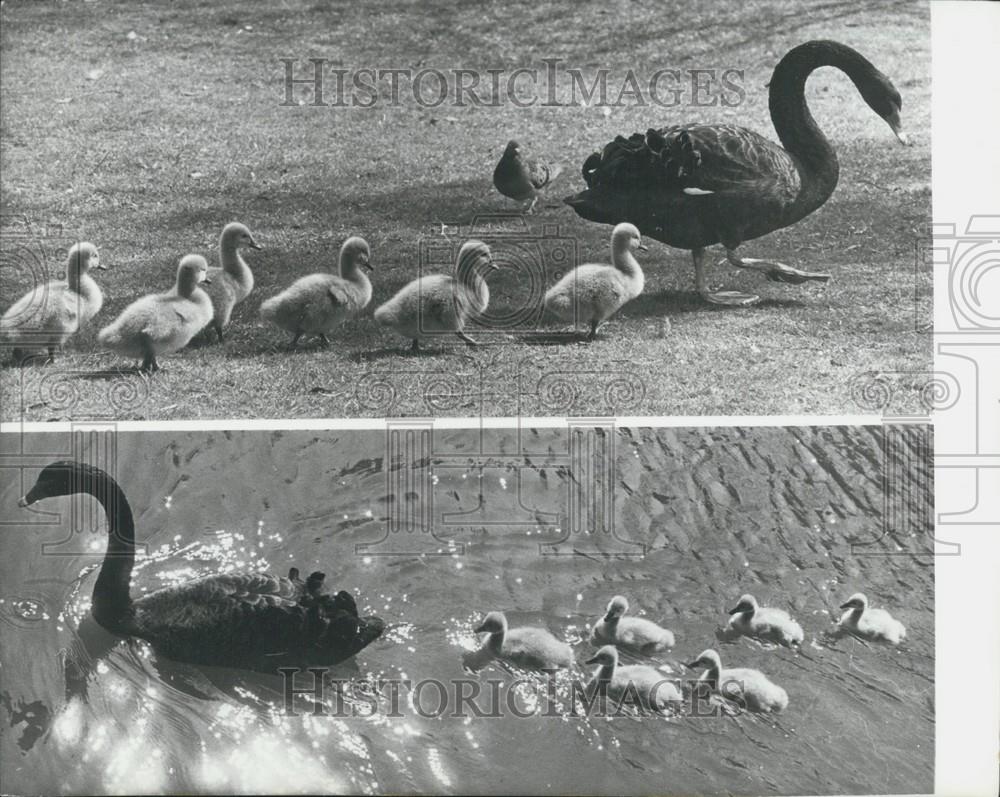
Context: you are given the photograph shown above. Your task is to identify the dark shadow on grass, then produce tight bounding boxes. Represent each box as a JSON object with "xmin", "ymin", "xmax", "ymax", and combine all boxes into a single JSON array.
[{"xmin": 624, "ymin": 290, "xmax": 808, "ymax": 318}]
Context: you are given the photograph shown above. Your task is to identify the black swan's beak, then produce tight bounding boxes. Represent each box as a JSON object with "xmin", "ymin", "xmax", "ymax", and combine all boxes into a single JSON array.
[
  {"xmin": 473, "ymin": 622, "xmax": 487, "ymax": 634},
  {"xmin": 684, "ymin": 661, "xmax": 700, "ymax": 671},
  {"xmin": 18, "ymin": 487, "xmax": 41, "ymax": 507},
  {"xmin": 727, "ymin": 606, "xmax": 742, "ymax": 615},
  {"xmin": 584, "ymin": 655, "xmax": 600, "ymax": 665}
]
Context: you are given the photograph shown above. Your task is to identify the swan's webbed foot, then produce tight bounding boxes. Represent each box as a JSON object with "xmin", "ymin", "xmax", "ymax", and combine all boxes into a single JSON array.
[
  {"xmin": 692, "ymin": 248, "xmax": 760, "ymax": 307},
  {"xmin": 720, "ymin": 252, "xmax": 832, "ymax": 285}
]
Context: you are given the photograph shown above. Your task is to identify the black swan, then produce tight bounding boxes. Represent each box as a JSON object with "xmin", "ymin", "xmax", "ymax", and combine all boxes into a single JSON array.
[
  {"xmin": 564, "ymin": 40, "xmax": 910, "ymax": 306},
  {"xmin": 493, "ymin": 140, "xmax": 560, "ymax": 212},
  {"xmin": 18, "ymin": 461, "xmax": 384, "ymax": 672}
]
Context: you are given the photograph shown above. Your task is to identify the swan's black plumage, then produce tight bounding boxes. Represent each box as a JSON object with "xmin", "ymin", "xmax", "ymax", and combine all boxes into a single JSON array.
[
  {"xmin": 20, "ymin": 461, "xmax": 384, "ymax": 672},
  {"xmin": 565, "ymin": 40, "xmax": 908, "ymax": 305}
]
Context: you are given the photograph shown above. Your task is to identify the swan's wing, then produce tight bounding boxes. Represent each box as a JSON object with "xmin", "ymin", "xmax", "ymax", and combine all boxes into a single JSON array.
[
  {"xmin": 327, "ymin": 279, "xmax": 354, "ymax": 310},
  {"xmin": 586, "ymin": 125, "xmax": 799, "ymax": 201}
]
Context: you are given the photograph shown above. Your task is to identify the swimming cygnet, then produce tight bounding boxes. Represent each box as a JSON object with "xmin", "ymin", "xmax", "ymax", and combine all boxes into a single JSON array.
[
  {"xmin": 591, "ymin": 595, "xmax": 675, "ymax": 654},
  {"xmin": 837, "ymin": 592, "xmax": 906, "ymax": 645},
  {"xmin": 203, "ymin": 221, "xmax": 262, "ymax": 342},
  {"xmin": 585, "ymin": 645, "xmax": 682, "ymax": 711},
  {"xmin": 97, "ymin": 255, "xmax": 213, "ymax": 373},
  {"xmin": 542, "ymin": 222, "xmax": 646, "ymax": 340},
  {"xmin": 259, "ymin": 236, "xmax": 373, "ymax": 348},
  {"xmin": 472, "ymin": 611, "xmax": 573, "ymax": 671},
  {"xmin": 373, "ymin": 240, "xmax": 498, "ymax": 352},
  {"xmin": 686, "ymin": 648, "xmax": 788, "ymax": 713},
  {"xmin": 1, "ymin": 242, "xmax": 105, "ymax": 362},
  {"xmin": 727, "ymin": 593, "xmax": 804, "ymax": 646}
]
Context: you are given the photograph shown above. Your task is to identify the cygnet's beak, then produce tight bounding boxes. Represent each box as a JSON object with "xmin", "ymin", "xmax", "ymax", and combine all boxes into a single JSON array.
[
  {"xmin": 202, "ymin": 276, "xmax": 212, "ymax": 285},
  {"xmin": 17, "ymin": 495, "xmax": 30, "ymax": 508},
  {"xmin": 94, "ymin": 263, "xmax": 108, "ymax": 271},
  {"xmin": 636, "ymin": 243, "xmax": 649, "ymax": 252},
  {"xmin": 488, "ymin": 258, "xmax": 500, "ymax": 271},
  {"xmin": 249, "ymin": 239, "xmax": 263, "ymax": 250},
  {"xmin": 362, "ymin": 260, "xmax": 374, "ymax": 272}
]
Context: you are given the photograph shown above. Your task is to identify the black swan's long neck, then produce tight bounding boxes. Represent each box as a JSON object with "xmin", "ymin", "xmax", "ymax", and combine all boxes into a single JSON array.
[
  {"xmin": 87, "ymin": 473, "xmax": 136, "ymax": 628},
  {"xmin": 769, "ymin": 41, "xmax": 876, "ymax": 218}
]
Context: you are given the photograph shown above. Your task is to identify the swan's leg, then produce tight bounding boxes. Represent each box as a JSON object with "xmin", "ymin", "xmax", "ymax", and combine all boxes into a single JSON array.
[
  {"xmin": 318, "ymin": 334, "xmax": 330, "ymax": 346},
  {"xmin": 456, "ymin": 331, "xmax": 478, "ymax": 347},
  {"xmin": 525, "ymin": 195, "xmax": 538, "ymax": 214},
  {"xmin": 720, "ymin": 250, "xmax": 832, "ymax": 285},
  {"xmin": 586, "ymin": 319, "xmax": 599, "ymax": 341},
  {"xmin": 692, "ymin": 248, "xmax": 760, "ymax": 306},
  {"xmin": 213, "ymin": 321, "xmax": 224, "ymax": 343},
  {"xmin": 290, "ymin": 331, "xmax": 301, "ymax": 349},
  {"xmin": 46, "ymin": 347, "xmax": 57, "ymax": 363}
]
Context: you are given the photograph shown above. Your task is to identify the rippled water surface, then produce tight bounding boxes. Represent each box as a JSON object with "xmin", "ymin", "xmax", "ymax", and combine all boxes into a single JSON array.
[{"xmin": 0, "ymin": 426, "xmax": 933, "ymax": 795}]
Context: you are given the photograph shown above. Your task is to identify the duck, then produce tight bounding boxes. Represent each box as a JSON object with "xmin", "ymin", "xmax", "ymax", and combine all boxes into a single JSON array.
[
  {"xmin": 543, "ymin": 223, "xmax": 646, "ymax": 340},
  {"xmin": 17, "ymin": 461, "xmax": 384, "ymax": 671},
  {"xmin": 202, "ymin": 222, "xmax": 262, "ymax": 343},
  {"xmin": 585, "ymin": 645, "xmax": 682, "ymax": 711},
  {"xmin": 726, "ymin": 593, "xmax": 804, "ymax": 646},
  {"xmin": 591, "ymin": 595, "xmax": 674, "ymax": 653},
  {"xmin": 97, "ymin": 254, "xmax": 213, "ymax": 373},
  {"xmin": 373, "ymin": 240, "xmax": 498, "ymax": 352},
  {"xmin": 493, "ymin": 140, "xmax": 560, "ymax": 212},
  {"xmin": 837, "ymin": 592, "xmax": 906, "ymax": 644},
  {"xmin": 259, "ymin": 236, "xmax": 372, "ymax": 348},
  {"xmin": 472, "ymin": 611, "xmax": 573, "ymax": 671},
  {"xmin": 686, "ymin": 648, "xmax": 788, "ymax": 713},
  {"xmin": 1, "ymin": 242, "xmax": 105, "ymax": 363},
  {"xmin": 564, "ymin": 40, "xmax": 910, "ymax": 306}
]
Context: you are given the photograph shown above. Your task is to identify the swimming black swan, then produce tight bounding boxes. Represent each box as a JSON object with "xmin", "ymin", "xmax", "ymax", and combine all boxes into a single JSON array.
[
  {"xmin": 564, "ymin": 40, "xmax": 910, "ymax": 306},
  {"xmin": 18, "ymin": 461, "xmax": 384, "ymax": 672}
]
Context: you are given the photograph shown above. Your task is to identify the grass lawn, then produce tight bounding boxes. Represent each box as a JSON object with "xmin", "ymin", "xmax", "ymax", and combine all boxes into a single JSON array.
[{"xmin": 0, "ymin": 0, "xmax": 931, "ymax": 421}]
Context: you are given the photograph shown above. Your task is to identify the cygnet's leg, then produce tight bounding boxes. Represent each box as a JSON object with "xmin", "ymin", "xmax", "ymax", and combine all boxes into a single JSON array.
[
  {"xmin": 212, "ymin": 321, "xmax": 224, "ymax": 343},
  {"xmin": 692, "ymin": 247, "xmax": 760, "ymax": 306},
  {"xmin": 524, "ymin": 195, "xmax": 538, "ymax": 214},
  {"xmin": 456, "ymin": 331, "xmax": 478, "ymax": 347},
  {"xmin": 138, "ymin": 335, "xmax": 158, "ymax": 374},
  {"xmin": 46, "ymin": 346, "xmax": 57, "ymax": 363},
  {"xmin": 318, "ymin": 334, "xmax": 330, "ymax": 346},
  {"xmin": 290, "ymin": 331, "xmax": 302, "ymax": 349},
  {"xmin": 719, "ymin": 249, "xmax": 832, "ymax": 285},
  {"xmin": 410, "ymin": 339, "xmax": 420, "ymax": 353},
  {"xmin": 586, "ymin": 319, "xmax": 599, "ymax": 341}
]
